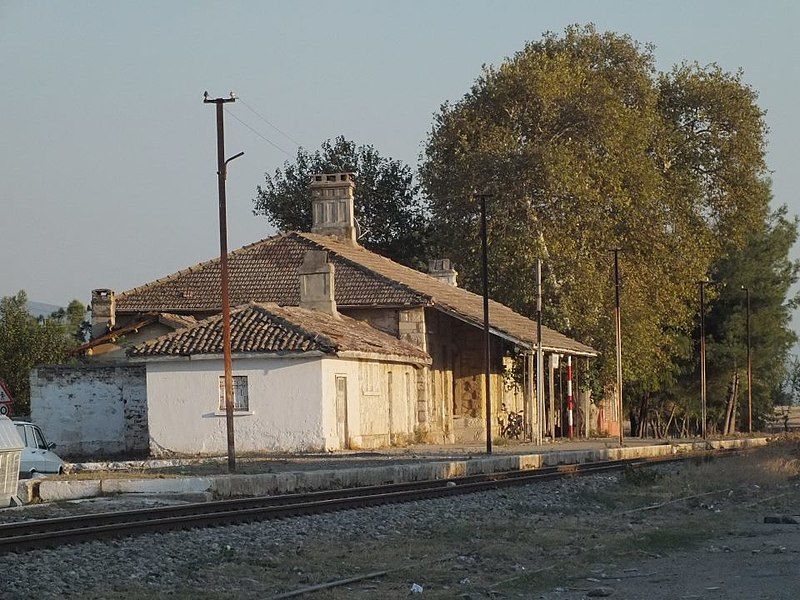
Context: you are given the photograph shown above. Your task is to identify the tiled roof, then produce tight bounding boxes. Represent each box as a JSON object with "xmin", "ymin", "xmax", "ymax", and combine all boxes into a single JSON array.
[
  {"xmin": 116, "ymin": 232, "xmax": 596, "ymax": 356},
  {"xmin": 74, "ymin": 312, "xmax": 198, "ymax": 355},
  {"xmin": 299, "ymin": 233, "xmax": 596, "ymax": 356},
  {"xmin": 115, "ymin": 234, "xmax": 426, "ymax": 313},
  {"xmin": 129, "ymin": 302, "xmax": 430, "ymax": 362}
]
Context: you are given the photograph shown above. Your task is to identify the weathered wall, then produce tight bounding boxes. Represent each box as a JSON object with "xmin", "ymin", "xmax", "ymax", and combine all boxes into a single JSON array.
[
  {"xmin": 145, "ymin": 357, "xmax": 326, "ymax": 455},
  {"xmin": 319, "ymin": 357, "xmax": 419, "ymax": 450},
  {"xmin": 341, "ymin": 307, "xmax": 400, "ymax": 337},
  {"xmin": 30, "ymin": 364, "xmax": 147, "ymax": 457},
  {"xmin": 146, "ymin": 355, "xmax": 420, "ymax": 455},
  {"xmin": 448, "ymin": 316, "xmax": 506, "ymax": 443}
]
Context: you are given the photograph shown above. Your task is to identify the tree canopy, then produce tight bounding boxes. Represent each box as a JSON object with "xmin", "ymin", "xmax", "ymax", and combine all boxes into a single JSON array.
[
  {"xmin": 0, "ymin": 291, "xmax": 86, "ymax": 415},
  {"xmin": 253, "ymin": 136, "xmax": 431, "ymax": 268},
  {"xmin": 420, "ymin": 24, "xmax": 777, "ymax": 420}
]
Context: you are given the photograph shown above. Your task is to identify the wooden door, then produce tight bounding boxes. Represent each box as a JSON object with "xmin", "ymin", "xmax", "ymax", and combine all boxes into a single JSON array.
[{"xmin": 335, "ymin": 375, "xmax": 349, "ymax": 449}]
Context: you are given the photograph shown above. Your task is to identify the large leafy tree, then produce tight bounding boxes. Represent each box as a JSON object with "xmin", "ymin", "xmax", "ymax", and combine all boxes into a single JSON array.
[
  {"xmin": 253, "ymin": 136, "xmax": 431, "ymax": 268},
  {"xmin": 0, "ymin": 291, "xmax": 84, "ymax": 415},
  {"xmin": 420, "ymin": 25, "xmax": 773, "ymax": 412}
]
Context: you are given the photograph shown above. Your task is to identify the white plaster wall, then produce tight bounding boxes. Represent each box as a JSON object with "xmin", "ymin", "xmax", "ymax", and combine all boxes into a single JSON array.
[
  {"xmin": 319, "ymin": 357, "xmax": 361, "ymax": 450},
  {"xmin": 30, "ymin": 365, "xmax": 147, "ymax": 457},
  {"xmin": 317, "ymin": 359, "xmax": 418, "ymax": 449},
  {"xmin": 318, "ymin": 358, "xmax": 419, "ymax": 450},
  {"xmin": 145, "ymin": 357, "xmax": 325, "ymax": 455}
]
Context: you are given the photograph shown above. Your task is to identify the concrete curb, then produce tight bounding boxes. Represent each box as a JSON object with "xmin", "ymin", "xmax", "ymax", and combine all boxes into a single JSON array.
[{"xmin": 13, "ymin": 437, "xmax": 769, "ymax": 505}]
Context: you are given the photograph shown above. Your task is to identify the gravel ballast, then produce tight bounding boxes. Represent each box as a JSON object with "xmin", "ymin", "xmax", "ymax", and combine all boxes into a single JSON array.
[{"xmin": 0, "ymin": 472, "xmax": 619, "ymax": 599}]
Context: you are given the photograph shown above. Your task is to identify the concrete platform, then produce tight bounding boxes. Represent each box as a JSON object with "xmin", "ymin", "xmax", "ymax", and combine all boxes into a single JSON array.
[{"xmin": 13, "ymin": 437, "xmax": 769, "ymax": 505}]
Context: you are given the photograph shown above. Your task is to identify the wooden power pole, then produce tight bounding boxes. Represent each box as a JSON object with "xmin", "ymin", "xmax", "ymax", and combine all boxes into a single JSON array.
[{"xmin": 204, "ymin": 91, "xmax": 243, "ymax": 473}]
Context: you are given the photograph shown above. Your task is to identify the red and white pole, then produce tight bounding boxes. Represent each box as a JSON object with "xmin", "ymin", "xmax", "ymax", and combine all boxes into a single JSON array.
[{"xmin": 567, "ymin": 355, "xmax": 574, "ymax": 439}]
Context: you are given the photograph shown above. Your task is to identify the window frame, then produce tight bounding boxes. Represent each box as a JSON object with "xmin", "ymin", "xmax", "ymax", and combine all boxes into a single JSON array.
[{"xmin": 218, "ymin": 375, "xmax": 249, "ymax": 412}]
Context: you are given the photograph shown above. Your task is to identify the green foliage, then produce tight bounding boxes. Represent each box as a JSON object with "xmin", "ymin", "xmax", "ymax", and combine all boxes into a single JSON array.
[
  {"xmin": 700, "ymin": 208, "xmax": 798, "ymax": 428},
  {"xmin": 253, "ymin": 136, "xmax": 431, "ymax": 268},
  {"xmin": 420, "ymin": 25, "xmax": 774, "ymax": 413},
  {"xmin": 0, "ymin": 291, "xmax": 83, "ymax": 414}
]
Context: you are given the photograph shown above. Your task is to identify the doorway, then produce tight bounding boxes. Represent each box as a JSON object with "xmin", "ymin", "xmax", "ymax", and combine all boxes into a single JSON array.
[{"xmin": 335, "ymin": 375, "xmax": 349, "ymax": 449}]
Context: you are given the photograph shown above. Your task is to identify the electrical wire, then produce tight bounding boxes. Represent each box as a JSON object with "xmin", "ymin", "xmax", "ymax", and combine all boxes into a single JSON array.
[
  {"xmin": 223, "ymin": 107, "xmax": 294, "ymax": 158},
  {"xmin": 238, "ymin": 98, "xmax": 305, "ymax": 148}
]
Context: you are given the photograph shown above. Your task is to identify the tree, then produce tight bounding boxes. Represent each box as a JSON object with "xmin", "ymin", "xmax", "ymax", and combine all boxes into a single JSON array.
[
  {"xmin": 420, "ymin": 25, "xmax": 772, "ymax": 419},
  {"xmin": 0, "ymin": 291, "xmax": 83, "ymax": 415},
  {"xmin": 700, "ymin": 207, "xmax": 799, "ymax": 430},
  {"xmin": 253, "ymin": 136, "xmax": 431, "ymax": 268}
]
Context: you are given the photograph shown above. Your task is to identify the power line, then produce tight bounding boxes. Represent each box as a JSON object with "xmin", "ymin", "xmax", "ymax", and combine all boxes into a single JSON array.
[
  {"xmin": 223, "ymin": 108, "xmax": 294, "ymax": 158},
  {"xmin": 238, "ymin": 98, "xmax": 304, "ymax": 148}
]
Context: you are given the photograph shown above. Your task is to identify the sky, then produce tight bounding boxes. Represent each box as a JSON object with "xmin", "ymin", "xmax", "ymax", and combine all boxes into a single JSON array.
[{"xmin": 1, "ymin": 1, "xmax": 798, "ymax": 309}]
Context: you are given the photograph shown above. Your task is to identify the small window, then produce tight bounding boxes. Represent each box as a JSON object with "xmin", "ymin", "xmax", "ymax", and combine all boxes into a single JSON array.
[
  {"xmin": 218, "ymin": 376, "xmax": 249, "ymax": 411},
  {"xmin": 15, "ymin": 424, "xmax": 29, "ymax": 447},
  {"xmin": 34, "ymin": 427, "xmax": 47, "ymax": 449},
  {"xmin": 24, "ymin": 425, "xmax": 37, "ymax": 449}
]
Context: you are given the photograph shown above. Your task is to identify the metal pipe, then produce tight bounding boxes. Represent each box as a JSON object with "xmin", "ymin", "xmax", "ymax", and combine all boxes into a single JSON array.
[{"xmin": 567, "ymin": 355, "xmax": 574, "ymax": 439}]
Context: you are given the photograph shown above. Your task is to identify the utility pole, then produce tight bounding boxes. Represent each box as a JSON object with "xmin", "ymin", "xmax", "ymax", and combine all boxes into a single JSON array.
[
  {"xmin": 743, "ymin": 286, "xmax": 753, "ymax": 434},
  {"xmin": 476, "ymin": 192, "xmax": 493, "ymax": 454},
  {"xmin": 204, "ymin": 91, "xmax": 243, "ymax": 473},
  {"xmin": 698, "ymin": 280, "xmax": 708, "ymax": 440},
  {"xmin": 536, "ymin": 258, "xmax": 544, "ymax": 445},
  {"xmin": 613, "ymin": 248, "xmax": 624, "ymax": 447}
]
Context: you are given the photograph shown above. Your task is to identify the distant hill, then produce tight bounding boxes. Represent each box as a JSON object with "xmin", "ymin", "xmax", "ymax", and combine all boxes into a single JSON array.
[{"xmin": 26, "ymin": 301, "xmax": 62, "ymax": 317}]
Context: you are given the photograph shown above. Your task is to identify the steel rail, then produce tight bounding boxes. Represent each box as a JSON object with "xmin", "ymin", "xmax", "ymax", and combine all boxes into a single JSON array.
[{"xmin": 0, "ymin": 449, "xmax": 737, "ymax": 554}]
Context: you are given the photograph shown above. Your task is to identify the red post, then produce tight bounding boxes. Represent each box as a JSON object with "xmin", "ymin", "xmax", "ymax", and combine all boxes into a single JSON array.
[{"xmin": 567, "ymin": 355, "xmax": 574, "ymax": 439}]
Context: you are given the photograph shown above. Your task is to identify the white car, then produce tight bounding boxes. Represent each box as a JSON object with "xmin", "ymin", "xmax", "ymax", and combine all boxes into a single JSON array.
[{"xmin": 13, "ymin": 421, "xmax": 65, "ymax": 476}]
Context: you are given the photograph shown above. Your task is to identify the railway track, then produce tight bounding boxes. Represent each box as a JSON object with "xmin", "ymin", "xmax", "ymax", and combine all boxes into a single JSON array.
[{"xmin": 0, "ymin": 449, "xmax": 735, "ymax": 554}]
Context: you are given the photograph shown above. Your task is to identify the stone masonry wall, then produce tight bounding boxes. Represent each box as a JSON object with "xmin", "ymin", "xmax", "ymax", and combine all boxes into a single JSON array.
[
  {"xmin": 30, "ymin": 364, "xmax": 147, "ymax": 458},
  {"xmin": 398, "ymin": 308, "xmax": 429, "ymax": 432}
]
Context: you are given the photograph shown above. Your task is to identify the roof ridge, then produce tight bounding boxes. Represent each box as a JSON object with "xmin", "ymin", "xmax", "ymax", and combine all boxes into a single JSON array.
[
  {"xmin": 293, "ymin": 233, "xmax": 431, "ymax": 306},
  {"xmin": 248, "ymin": 302, "xmax": 339, "ymax": 353},
  {"xmin": 117, "ymin": 233, "xmax": 290, "ymax": 300}
]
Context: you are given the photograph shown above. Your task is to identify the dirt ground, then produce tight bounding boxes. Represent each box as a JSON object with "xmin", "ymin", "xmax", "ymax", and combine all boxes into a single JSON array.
[{"xmin": 271, "ymin": 438, "xmax": 800, "ymax": 599}]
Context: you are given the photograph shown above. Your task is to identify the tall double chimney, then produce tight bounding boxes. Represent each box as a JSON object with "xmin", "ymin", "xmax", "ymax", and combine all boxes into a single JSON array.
[{"xmin": 310, "ymin": 172, "xmax": 357, "ymax": 244}]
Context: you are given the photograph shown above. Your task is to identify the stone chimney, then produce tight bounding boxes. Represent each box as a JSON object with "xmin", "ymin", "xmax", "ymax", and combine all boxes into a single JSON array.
[
  {"xmin": 298, "ymin": 250, "xmax": 339, "ymax": 318},
  {"xmin": 91, "ymin": 289, "xmax": 116, "ymax": 338},
  {"xmin": 309, "ymin": 172, "xmax": 357, "ymax": 244},
  {"xmin": 428, "ymin": 259, "xmax": 458, "ymax": 287}
]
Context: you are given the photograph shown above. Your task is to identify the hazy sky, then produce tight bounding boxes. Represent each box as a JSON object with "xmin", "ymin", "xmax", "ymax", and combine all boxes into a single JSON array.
[{"xmin": 1, "ymin": 1, "xmax": 798, "ymax": 307}]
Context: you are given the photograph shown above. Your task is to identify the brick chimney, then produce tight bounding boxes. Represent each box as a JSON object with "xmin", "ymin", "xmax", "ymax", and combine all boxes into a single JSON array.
[
  {"xmin": 428, "ymin": 259, "xmax": 458, "ymax": 287},
  {"xmin": 298, "ymin": 250, "xmax": 339, "ymax": 318},
  {"xmin": 309, "ymin": 172, "xmax": 357, "ymax": 244},
  {"xmin": 91, "ymin": 289, "xmax": 116, "ymax": 338}
]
